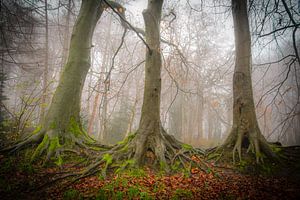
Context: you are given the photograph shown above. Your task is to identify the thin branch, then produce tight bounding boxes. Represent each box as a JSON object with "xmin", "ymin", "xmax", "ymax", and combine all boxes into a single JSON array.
[
  {"xmin": 103, "ymin": 0, "xmax": 152, "ymax": 54},
  {"xmin": 104, "ymin": 29, "xmax": 127, "ymax": 88}
]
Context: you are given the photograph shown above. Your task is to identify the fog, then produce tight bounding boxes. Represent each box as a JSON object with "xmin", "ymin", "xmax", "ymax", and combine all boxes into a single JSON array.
[{"xmin": 1, "ymin": 0, "xmax": 299, "ymax": 147}]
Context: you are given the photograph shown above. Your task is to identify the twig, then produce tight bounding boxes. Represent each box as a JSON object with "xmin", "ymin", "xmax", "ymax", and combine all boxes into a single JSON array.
[{"xmin": 103, "ymin": 0, "xmax": 152, "ymax": 54}]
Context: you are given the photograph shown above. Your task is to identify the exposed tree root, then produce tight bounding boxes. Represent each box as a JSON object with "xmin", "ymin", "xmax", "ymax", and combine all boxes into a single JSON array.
[
  {"xmin": 210, "ymin": 126, "xmax": 279, "ymax": 165},
  {"xmin": 61, "ymin": 129, "xmax": 211, "ymax": 185},
  {"xmin": 1, "ymin": 126, "xmax": 110, "ymax": 165}
]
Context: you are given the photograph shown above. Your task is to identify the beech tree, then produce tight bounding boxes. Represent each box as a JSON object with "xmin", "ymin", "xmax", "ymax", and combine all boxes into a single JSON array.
[
  {"xmin": 3, "ymin": 0, "xmax": 108, "ymax": 163},
  {"xmin": 220, "ymin": 0, "xmax": 277, "ymax": 163}
]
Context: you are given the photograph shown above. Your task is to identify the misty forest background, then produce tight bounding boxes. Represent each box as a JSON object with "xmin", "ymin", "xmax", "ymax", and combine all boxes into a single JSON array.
[{"xmin": 1, "ymin": 0, "xmax": 299, "ymax": 148}]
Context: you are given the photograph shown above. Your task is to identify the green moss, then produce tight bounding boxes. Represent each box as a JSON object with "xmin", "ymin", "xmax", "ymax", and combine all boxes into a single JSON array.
[
  {"xmin": 207, "ymin": 152, "xmax": 221, "ymax": 160},
  {"xmin": 120, "ymin": 144, "xmax": 129, "ymax": 152},
  {"xmin": 270, "ymin": 145, "xmax": 282, "ymax": 154},
  {"xmin": 181, "ymin": 143, "xmax": 193, "ymax": 150},
  {"xmin": 171, "ymin": 161, "xmax": 180, "ymax": 171},
  {"xmin": 63, "ymin": 189, "xmax": 82, "ymax": 200},
  {"xmin": 115, "ymin": 191, "xmax": 124, "ymax": 200},
  {"xmin": 88, "ymin": 146, "xmax": 106, "ymax": 151},
  {"xmin": 117, "ymin": 133, "xmax": 136, "ymax": 145},
  {"xmin": 115, "ymin": 159, "xmax": 135, "ymax": 173},
  {"xmin": 236, "ymin": 160, "xmax": 248, "ymax": 171},
  {"xmin": 159, "ymin": 161, "xmax": 167, "ymax": 171},
  {"xmin": 49, "ymin": 121, "xmax": 57, "ymax": 129},
  {"xmin": 101, "ymin": 153, "xmax": 113, "ymax": 176},
  {"xmin": 117, "ymin": 134, "xmax": 137, "ymax": 153},
  {"xmin": 128, "ymin": 186, "xmax": 140, "ymax": 199},
  {"xmin": 96, "ymin": 188, "xmax": 109, "ymax": 200},
  {"xmin": 68, "ymin": 117, "xmax": 82, "ymax": 137},
  {"xmin": 153, "ymin": 181, "xmax": 166, "ymax": 193},
  {"xmin": 140, "ymin": 191, "xmax": 153, "ymax": 200},
  {"xmin": 49, "ymin": 136, "xmax": 61, "ymax": 152},
  {"xmin": 172, "ymin": 189, "xmax": 193, "ymax": 199},
  {"xmin": 102, "ymin": 153, "xmax": 113, "ymax": 165},
  {"xmin": 67, "ymin": 117, "xmax": 94, "ymax": 143},
  {"xmin": 31, "ymin": 134, "xmax": 49, "ymax": 162},
  {"xmin": 31, "ymin": 125, "xmax": 42, "ymax": 135},
  {"xmin": 55, "ymin": 155, "xmax": 63, "ymax": 167},
  {"xmin": 124, "ymin": 168, "xmax": 145, "ymax": 178}
]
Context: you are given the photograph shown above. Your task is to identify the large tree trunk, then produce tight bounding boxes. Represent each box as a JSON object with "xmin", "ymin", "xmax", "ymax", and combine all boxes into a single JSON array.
[
  {"xmin": 222, "ymin": 0, "xmax": 275, "ymax": 163},
  {"xmin": 41, "ymin": 0, "xmax": 103, "ymax": 135},
  {"xmin": 61, "ymin": 0, "xmax": 72, "ymax": 69},
  {"xmin": 6, "ymin": 0, "xmax": 105, "ymax": 164},
  {"xmin": 130, "ymin": 0, "xmax": 165, "ymax": 166},
  {"xmin": 97, "ymin": 0, "xmax": 188, "ymax": 170}
]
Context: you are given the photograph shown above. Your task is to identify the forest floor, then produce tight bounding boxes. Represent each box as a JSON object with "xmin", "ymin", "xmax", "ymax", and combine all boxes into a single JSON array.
[{"xmin": 1, "ymin": 147, "xmax": 300, "ymax": 200}]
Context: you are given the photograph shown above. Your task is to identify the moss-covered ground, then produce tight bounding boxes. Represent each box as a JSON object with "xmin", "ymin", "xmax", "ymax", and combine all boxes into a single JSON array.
[{"xmin": 1, "ymin": 145, "xmax": 300, "ymax": 200}]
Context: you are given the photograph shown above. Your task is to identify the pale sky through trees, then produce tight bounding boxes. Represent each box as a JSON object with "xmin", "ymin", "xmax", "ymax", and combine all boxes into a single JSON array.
[{"xmin": 1, "ymin": 0, "xmax": 299, "ymax": 148}]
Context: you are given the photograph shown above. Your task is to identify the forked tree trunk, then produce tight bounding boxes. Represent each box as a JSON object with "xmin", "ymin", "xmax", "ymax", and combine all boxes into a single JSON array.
[{"xmin": 223, "ymin": 0, "xmax": 275, "ymax": 163}]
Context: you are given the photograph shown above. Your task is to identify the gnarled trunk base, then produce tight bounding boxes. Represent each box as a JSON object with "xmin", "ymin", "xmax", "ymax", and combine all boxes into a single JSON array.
[
  {"xmin": 221, "ymin": 126, "xmax": 278, "ymax": 164},
  {"xmin": 73, "ymin": 129, "xmax": 207, "ymax": 180},
  {"xmin": 2, "ymin": 119, "xmax": 109, "ymax": 165}
]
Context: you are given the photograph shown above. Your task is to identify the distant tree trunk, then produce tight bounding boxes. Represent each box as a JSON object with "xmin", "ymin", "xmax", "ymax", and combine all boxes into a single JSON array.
[
  {"xmin": 87, "ymin": 82, "xmax": 101, "ymax": 135},
  {"xmin": 207, "ymin": 110, "xmax": 213, "ymax": 140},
  {"xmin": 197, "ymin": 83, "xmax": 203, "ymax": 139},
  {"xmin": 99, "ymin": 79, "xmax": 109, "ymax": 141},
  {"xmin": 169, "ymin": 82, "xmax": 183, "ymax": 140},
  {"xmin": 88, "ymin": 17, "xmax": 112, "ymax": 135},
  {"xmin": 126, "ymin": 98, "xmax": 137, "ymax": 136},
  {"xmin": 222, "ymin": 0, "xmax": 276, "ymax": 163},
  {"xmin": 39, "ymin": 0, "xmax": 49, "ymax": 122},
  {"xmin": 126, "ymin": 74, "xmax": 140, "ymax": 137},
  {"xmin": 187, "ymin": 100, "xmax": 194, "ymax": 144},
  {"xmin": 6, "ymin": 0, "xmax": 105, "ymax": 163}
]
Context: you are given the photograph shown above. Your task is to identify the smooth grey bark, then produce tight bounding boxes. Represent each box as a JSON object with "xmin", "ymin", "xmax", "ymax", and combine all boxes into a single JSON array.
[
  {"xmin": 60, "ymin": 0, "xmax": 72, "ymax": 69},
  {"xmin": 43, "ymin": 0, "xmax": 103, "ymax": 133},
  {"xmin": 131, "ymin": 0, "xmax": 165, "ymax": 165},
  {"xmin": 222, "ymin": 0, "xmax": 275, "ymax": 163}
]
